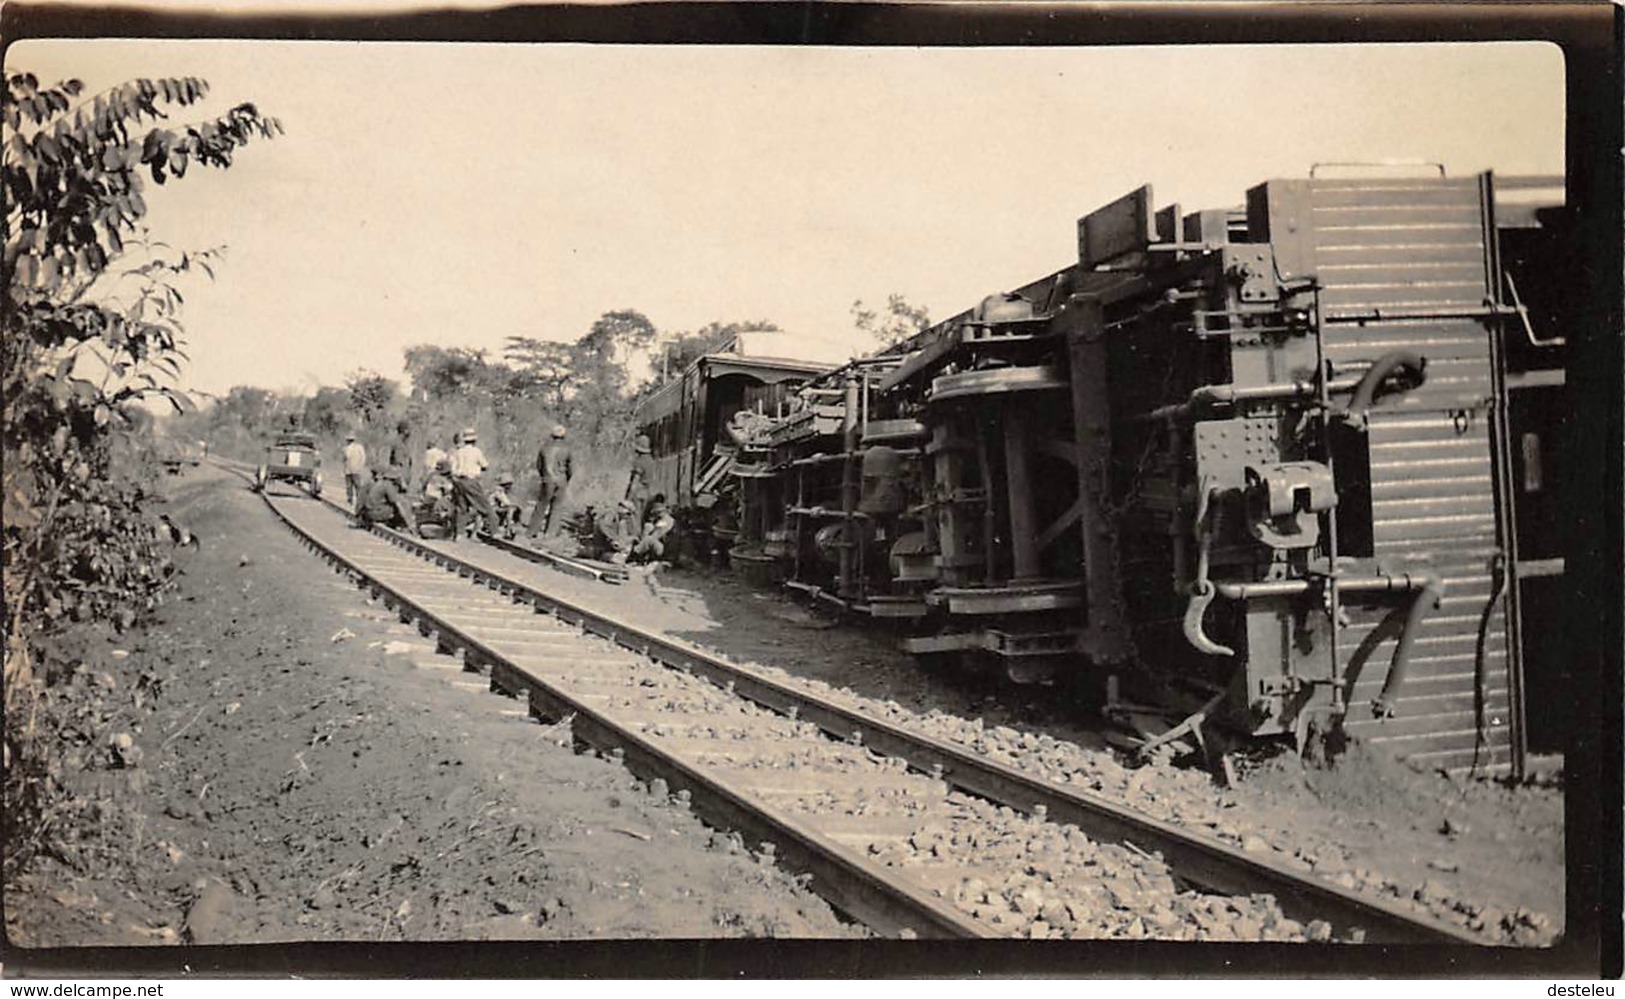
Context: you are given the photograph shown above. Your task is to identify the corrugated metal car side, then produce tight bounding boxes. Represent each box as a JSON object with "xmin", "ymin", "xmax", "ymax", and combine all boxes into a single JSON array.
[{"xmin": 1310, "ymin": 178, "xmax": 1514, "ymax": 773}]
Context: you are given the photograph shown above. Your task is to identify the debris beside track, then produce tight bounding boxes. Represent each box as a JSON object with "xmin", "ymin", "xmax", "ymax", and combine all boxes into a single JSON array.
[
  {"xmin": 737, "ymin": 663, "xmax": 1562, "ymax": 946},
  {"xmin": 821, "ymin": 790, "xmax": 1304, "ymax": 941},
  {"xmin": 485, "ymin": 613, "xmax": 1303, "ymax": 941},
  {"xmin": 393, "ymin": 535, "xmax": 1563, "ymax": 946}
]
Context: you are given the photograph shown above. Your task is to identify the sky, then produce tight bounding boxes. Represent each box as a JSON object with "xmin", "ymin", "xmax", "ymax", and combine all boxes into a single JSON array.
[{"xmin": 7, "ymin": 37, "xmax": 1565, "ymax": 398}]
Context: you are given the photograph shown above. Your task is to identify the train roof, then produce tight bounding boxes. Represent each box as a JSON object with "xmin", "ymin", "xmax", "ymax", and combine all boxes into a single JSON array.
[{"xmin": 636, "ymin": 333, "xmax": 839, "ymax": 426}]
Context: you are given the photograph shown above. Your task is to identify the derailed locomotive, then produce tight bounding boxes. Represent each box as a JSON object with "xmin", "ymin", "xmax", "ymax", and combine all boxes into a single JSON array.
[{"xmin": 639, "ymin": 172, "xmax": 1567, "ymax": 777}]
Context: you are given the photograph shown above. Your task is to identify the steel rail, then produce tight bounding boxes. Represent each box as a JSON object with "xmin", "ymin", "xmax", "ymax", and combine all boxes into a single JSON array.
[
  {"xmin": 210, "ymin": 458, "xmax": 1479, "ymax": 944},
  {"xmin": 521, "ymin": 680, "xmax": 988, "ymax": 938},
  {"xmin": 227, "ymin": 469, "xmax": 991, "ymax": 939},
  {"xmin": 342, "ymin": 506, "xmax": 1475, "ymax": 943},
  {"xmin": 477, "ymin": 531, "xmax": 628, "ymax": 585},
  {"xmin": 215, "ymin": 455, "xmax": 627, "ymax": 584}
]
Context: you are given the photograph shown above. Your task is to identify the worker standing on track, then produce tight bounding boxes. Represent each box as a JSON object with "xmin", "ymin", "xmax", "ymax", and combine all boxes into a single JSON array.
[
  {"xmin": 626, "ymin": 433, "xmax": 655, "ymax": 527},
  {"xmin": 423, "ymin": 435, "xmax": 451, "ymax": 506},
  {"xmin": 386, "ymin": 419, "xmax": 412, "ymax": 469},
  {"xmin": 342, "ymin": 433, "xmax": 367, "ymax": 508},
  {"xmin": 448, "ymin": 427, "xmax": 497, "ymax": 540},
  {"xmin": 526, "ymin": 424, "xmax": 574, "ymax": 542},
  {"xmin": 419, "ymin": 456, "xmax": 454, "ymax": 534},
  {"xmin": 422, "ymin": 437, "xmax": 447, "ymax": 493}
]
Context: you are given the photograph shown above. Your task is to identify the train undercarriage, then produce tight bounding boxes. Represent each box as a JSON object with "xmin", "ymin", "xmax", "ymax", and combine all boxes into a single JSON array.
[{"xmin": 646, "ymin": 171, "xmax": 1568, "ymax": 778}]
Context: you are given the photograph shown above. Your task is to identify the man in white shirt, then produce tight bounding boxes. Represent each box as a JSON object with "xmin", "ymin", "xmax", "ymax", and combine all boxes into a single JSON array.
[
  {"xmin": 341, "ymin": 433, "xmax": 367, "ymax": 507},
  {"xmin": 448, "ymin": 427, "xmax": 497, "ymax": 539}
]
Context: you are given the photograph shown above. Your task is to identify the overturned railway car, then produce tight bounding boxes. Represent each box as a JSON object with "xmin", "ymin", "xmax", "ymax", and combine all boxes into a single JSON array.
[
  {"xmin": 644, "ymin": 172, "xmax": 1568, "ymax": 777},
  {"xmin": 637, "ymin": 332, "xmax": 835, "ymax": 514}
]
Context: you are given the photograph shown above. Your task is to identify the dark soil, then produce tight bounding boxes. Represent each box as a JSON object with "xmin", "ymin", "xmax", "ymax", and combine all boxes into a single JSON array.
[{"xmin": 4, "ymin": 466, "xmax": 855, "ymax": 951}]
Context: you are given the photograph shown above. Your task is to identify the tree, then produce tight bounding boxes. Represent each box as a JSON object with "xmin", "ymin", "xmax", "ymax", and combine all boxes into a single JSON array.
[
  {"xmin": 4, "ymin": 70, "xmax": 281, "ymax": 642},
  {"xmin": 576, "ymin": 309, "xmax": 657, "ymax": 376},
  {"xmin": 168, "ymin": 383, "xmax": 289, "ymax": 458},
  {"xmin": 502, "ymin": 336, "xmax": 573, "ymax": 409},
  {"xmin": 345, "ymin": 370, "xmax": 397, "ymax": 425},
  {"xmin": 568, "ymin": 310, "xmax": 659, "ymax": 445},
  {"xmin": 219, "ymin": 385, "xmax": 275, "ymax": 423},
  {"xmin": 403, "ymin": 344, "xmax": 492, "ymax": 401},
  {"xmin": 3, "ymin": 69, "xmax": 279, "ymax": 876},
  {"xmin": 651, "ymin": 319, "xmax": 781, "ymax": 386},
  {"xmin": 302, "ymin": 386, "xmax": 350, "ymax": 438},
  {"xmin": 851, "ymin": 293, "xmax": 931, "ymax": 350}
]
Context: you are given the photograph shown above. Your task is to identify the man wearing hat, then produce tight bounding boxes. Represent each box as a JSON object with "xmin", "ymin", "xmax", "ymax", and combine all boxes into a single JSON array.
[
  {"xmin": 630, "ymin": 493, "xmax": 677, "ymax": 565},
  {"xmin": 421, "ymin": 436, "xmax": 447, "ymax": 490},
  {"xmin": 526, "ymin": 424, "xmax": 575, "ymax": 541},
  {"xmin": 447, "ymin": 427, "xmax": 497, "ymax": 540},
  {"xmin": 354, "ymin": 462, "xmax": 419, "ymax": 535},
  {"xmin": 625, "ymin": 432, "xmax": 656, "ymax": 528},
  {"xmin": 489, "ymin": 473, "xmax": 523, "ymax": 539},
  {"xmin": 341, "ymin": 432, "xmax": 368, "ymax": 508},
  {"xmin": 589, "ymin": 498, "xmax": 640, "ymax": 564}
]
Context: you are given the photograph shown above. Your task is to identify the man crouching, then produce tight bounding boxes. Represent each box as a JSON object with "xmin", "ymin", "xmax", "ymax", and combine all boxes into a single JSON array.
[
  {"xmin": 629, "ymin": 493, "xmax": 677, "ymax": 565},
  {"xmin": 354, "ymin": 464, "xmax": 419, "ymax": 536},
  {"xmin": 490, "ymin": 474, "xmax": 524, "ymax": 539}
]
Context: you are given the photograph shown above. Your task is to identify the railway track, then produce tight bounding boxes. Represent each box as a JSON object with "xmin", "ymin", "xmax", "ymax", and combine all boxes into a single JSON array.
[
  {"xmin": 213, "ymin": 459, "xmax": 1480, "ymax": 944},
  {"xmin": 479, "ymin": 531, "xmax": 630, "ymax": 585}
]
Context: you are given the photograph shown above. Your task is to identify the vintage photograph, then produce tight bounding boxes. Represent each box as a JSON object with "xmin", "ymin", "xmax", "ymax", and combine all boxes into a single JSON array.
[{"xmin": 2, "ymin": 5, "xmax": 1613, "ymax": 979}]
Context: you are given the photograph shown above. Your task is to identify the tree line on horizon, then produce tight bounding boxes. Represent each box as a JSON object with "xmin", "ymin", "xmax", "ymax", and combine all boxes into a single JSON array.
[
  {"xmin": 176, "ymin": 296, "xmax": 934, "ymax": 501},
  {"xmin": 179, "ymin": 313, "xmax": 782, "ymax": 499}
]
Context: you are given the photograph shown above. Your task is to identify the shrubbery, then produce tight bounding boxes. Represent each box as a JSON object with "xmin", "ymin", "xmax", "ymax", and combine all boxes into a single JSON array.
[
  {"xmin": 177, "ymin": 317, "xmax": 781, "ymax": 524},
  {"xmin": 2, "ymin": 70, "xmax": 279, "ymax": 876}
]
